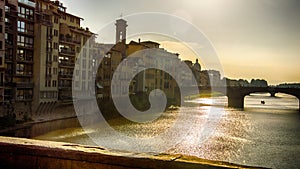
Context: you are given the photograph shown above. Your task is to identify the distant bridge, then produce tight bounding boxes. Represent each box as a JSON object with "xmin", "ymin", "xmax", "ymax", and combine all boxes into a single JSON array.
[
  {"xmin": 223, "ymin": 87, "xmax": 300, "ymax": 111},
  {"xmin": 184, "ymin": 86, "xmax": 300, "ymax": 111}
]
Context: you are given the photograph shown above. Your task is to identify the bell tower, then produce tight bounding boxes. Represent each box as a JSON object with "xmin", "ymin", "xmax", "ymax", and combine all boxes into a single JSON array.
[{"xmin": 115, "ymin": 18, "xmax": 128, "ymax": 44}]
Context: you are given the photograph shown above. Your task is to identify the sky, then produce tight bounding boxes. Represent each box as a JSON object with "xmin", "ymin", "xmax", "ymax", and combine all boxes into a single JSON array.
[{"xmin": 60, "ymin": 0, "xmax": 300, "ymax": 85}]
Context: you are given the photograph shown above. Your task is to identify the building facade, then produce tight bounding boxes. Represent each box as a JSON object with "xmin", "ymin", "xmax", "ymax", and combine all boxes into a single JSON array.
[
  {"xmin": 34, "ymin": 0, "xmax": 95, "ymax": 114},
  {"xmin": 96, "ymin": 19, "xmax": 181, "ymax": 101},
  {"xmin": 0, "ymin": 0, "xmax": 95, "ymax": 119}
]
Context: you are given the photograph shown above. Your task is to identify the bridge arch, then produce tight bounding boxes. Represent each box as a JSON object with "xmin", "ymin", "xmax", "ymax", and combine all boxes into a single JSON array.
[{"xmin": 244, "ymin": 92, "xmax": 299, "ymax": 110}]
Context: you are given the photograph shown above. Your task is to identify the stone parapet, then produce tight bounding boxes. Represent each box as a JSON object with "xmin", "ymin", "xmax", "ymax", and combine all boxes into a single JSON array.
[{"xmin": 0, "ymin": 136, "xmax": 267, "ymax": 169}]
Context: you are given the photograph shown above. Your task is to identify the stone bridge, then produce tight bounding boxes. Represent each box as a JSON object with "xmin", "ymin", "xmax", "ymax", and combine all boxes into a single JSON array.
[
  {"xmin": 222, "ymin": 87, "xmax": 300, "ymax": 111},
  {"xmin": 184, "ymin": 86, "xmax": 300, "ymax": 111}
]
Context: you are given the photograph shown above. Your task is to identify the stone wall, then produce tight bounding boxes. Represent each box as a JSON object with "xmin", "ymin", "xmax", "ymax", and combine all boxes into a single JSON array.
[{"xmin": 0, "ymin": 136, "xmax": 266, "ymax": 169}]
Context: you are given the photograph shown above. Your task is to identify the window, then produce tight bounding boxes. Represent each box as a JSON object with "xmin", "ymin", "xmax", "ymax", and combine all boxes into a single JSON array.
[
  {"xmin": 16, "ymin": 63, "xmax": 32, "ymax": 75},
  {"xmin": 4, "ymin": 18, "xmax": 9, "ymax": 24},
  {"xmin": 16, "ymin": 64, "xmax": 24, "ymax": 75},
  {"xmin": 82, "ymin": 60, "xmax": 86, "ymax": 68},
  {"xmin": 75, "ymin": 81, "xmax": 79, "ymax": 88},
  {"xmin": 17, "ymin": 89, "xmax": 32, "ymax": 100},
  {"xmin": 54, "ymin": 29, "xmax": 58, "ymax": 37},
  {"xmin": 16, "ymin": 49, "xmax": 33, "ymax": 62},
  {"xmin": 46, "ymin": 53, "xmax": 51, "ymax": 62},
  {"xmin": 5, "ymin": 6, "xmax": 10, "ymax": 13},
  {"xmin": 17, "ymin": 49, "xmax": 24, "ymax": 61},
  {"xmin": 164, "ymin": 82, "xmax": 169, "ymax": 89},
  {"xmin": 47, "ymin": 41, "xmax": 52, "ymax": 51},
  {"xmin": 17, "ymin": 35, "xmax": 33, "ymax": 47},
  {"xmin": 0, "ymin": 25, "xmax": 2, "ymax": 33},
  {"xmin": 18, "ymin": 21, "xmax": 34, "ymax": 33},
  {"xmin": 70, "ymin": 17, "xmax": 74, "ymax": 22},
  {"xmin": 45, "ymin": 80, "xmax": 51, "ymax": 87},
  {"xmin": 17, "ymin": 90, "xmax": 24, "ymax": 100},
  {"xmin": 53, "ymin": 55, "xmax": 58, "ymax": 62},
  {"xmin": 54, "ymin": 42, "xmax": 58, "ymax": 50},
  {"xmin": 17, "ymin": 21, "xmax": 25, "ymax": 32},
  {"xmin": 0, "ymin": 73, "xmax": 3, "ymax": 86},
  {"xmin": 0, "ymin": 56, "xmax": 3, "ymax": 66},
  {"xmin": 54, "ymin": 16, "xmax": 59, "ymax": 24},
  {"xmin": 53, "ymin": 68, "xmax": 57, "ymax": 75},
  {"xmin": 5, "ymin": 48, "xmax": 13, "ymax": 60},
  {"xmin": 18, "ymin": 6, "xmax": 34, "ymax": 20},
  {"xmin": 52, "ymin": 80, "xmax": 57, "ymax": 87},
  {"xmin": 17, "ymin": 21, "xmax": 34, "ymax": 34},
  {"xmin": 5, "ymin": 33, "xmax": 13, "ymax": 45},
  {"xmin": 82, "ymin": 71, "xmax": 86, "ymax": 80}
]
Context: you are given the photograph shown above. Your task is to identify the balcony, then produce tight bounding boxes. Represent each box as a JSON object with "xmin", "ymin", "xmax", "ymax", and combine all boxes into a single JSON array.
[
  {"xmin": 15, "ymin": 82, "xmax": 34, "ymax": 88},
  {"xmin": 16, "ymin": 95, "xmax": 33, "ymax": 102},
  {"xmin": 59, "ymin": 48, "xmax": 75, "ymax": 56},
  {"xmin": 42, "ymin": 19, "xmax": 53, "ymax": 27},
  {"xmin": 5, "ymin": 10, "xmax": 17, "ymax": 18},
  {"xmin": 16, "ymin": 57, "xmax": 34, "ymax": 64},
  {"xmin": 60, "ymin": 37, "xmax": 81, "ymax": 45},
  {"xmin": 15, "ymin": 73, "xmax": 33, "ymax": 77},
  {"xmin": 59, "ymin": 73, "xmax": 73, "ymax": 79},
  {"xmin": 5, "ymin": 22, "xmax": 16, "ymax": 33},
  {"xmin": 59, "ymin": 60, "xmax": 75, "ymax": 68},
  {"xmin": 58, "ymin": 86, "xmax": 72, "ymax": 91}
]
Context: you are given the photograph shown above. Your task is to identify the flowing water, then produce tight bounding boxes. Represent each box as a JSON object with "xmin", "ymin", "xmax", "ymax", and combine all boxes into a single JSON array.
[{"xmin": 21, "ymin": 93, "xmax": 300, "ymax": 168}]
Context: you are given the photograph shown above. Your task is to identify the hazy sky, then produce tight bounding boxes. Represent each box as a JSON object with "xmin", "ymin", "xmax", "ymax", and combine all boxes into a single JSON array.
[{"xmin": 60, "ymin": 0, "xmax": 300, "ymax": 84}]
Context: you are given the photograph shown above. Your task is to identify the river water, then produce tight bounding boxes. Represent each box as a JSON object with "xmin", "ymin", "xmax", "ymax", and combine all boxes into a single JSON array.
[{"xmin": 29, "ymin": 93, "xmax": 300, "ymax": 168}]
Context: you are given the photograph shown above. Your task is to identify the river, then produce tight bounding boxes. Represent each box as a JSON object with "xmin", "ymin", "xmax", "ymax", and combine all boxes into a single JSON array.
[{"xmin": 7, "ymin": 93, "xmax": 300, "ymax": 169}]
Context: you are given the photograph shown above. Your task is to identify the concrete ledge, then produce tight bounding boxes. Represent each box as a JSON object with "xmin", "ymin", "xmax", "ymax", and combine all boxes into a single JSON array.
[{"xmin": 0, "ymin": 136, "xmax": 267, "ymax": 169}]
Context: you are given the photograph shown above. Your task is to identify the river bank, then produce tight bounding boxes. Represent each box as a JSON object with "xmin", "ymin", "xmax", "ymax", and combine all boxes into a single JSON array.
[{"xmin": 0, "ymin": 102, "xmax": 78, "ymax": 135}]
